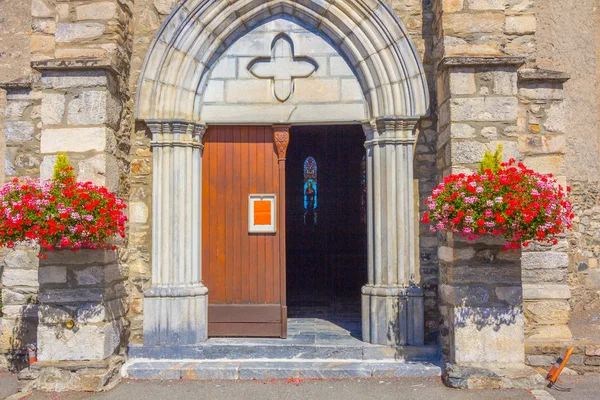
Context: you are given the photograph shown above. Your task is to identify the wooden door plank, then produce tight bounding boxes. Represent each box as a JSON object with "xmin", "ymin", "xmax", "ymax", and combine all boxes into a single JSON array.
[
  {"xmin": 224, "ymin": 125, "xmax": 234, "ymax": 303},
  {"xmin": 216, "ymin": 126, "xmax": 227, "ymax": 302},
  {"xmin": 256, "ymin": 127, "xmax": 266, "ymax": 304},
  {"xmin": 248, "ymin": 126, "xmax": 258, "ymax": 303},
  {"xmin": 208, "ymin": 304, "xmax": 282, "ymax": 323},
  {"xmin": 240, "ymin": 125, "xmax": 250, "ymax": 302}
]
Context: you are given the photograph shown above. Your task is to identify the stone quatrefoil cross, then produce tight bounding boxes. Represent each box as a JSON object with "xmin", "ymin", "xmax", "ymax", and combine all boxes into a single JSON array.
[{"xmin": 247, "ymin": 34, "xmax": 318, "ymax": 102}]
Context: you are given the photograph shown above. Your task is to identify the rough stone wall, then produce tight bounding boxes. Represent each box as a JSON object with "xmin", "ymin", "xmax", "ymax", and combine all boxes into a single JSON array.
[
  {"xmin": 535, "ymin": 0, "xmax": 600, "ymax": 338},
  {"xmin": 432, "ymin": 0, "xmax": 537, "ymax": 63}
]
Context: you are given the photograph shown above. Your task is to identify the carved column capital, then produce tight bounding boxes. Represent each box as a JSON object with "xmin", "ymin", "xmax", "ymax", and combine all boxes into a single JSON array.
[
  {"xmin": 362, "ymin": 117, "xmax": 420, "ymax": 147},
  {"xmin": 273, "ymin": 125, "xmax": 290, "ymax": 160},
  {"xmin": 145, "ymin": 119, "xmax": 207, "ymax": 149}
]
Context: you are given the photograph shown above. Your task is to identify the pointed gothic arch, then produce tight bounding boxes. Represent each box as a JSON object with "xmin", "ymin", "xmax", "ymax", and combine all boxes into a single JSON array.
[{"xmin": 136, "ymin": 0, "xmax": 429, "ymax": 120}]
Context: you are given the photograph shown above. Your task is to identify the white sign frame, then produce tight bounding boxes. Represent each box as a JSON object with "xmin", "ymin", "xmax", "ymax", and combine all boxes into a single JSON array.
[{"xmin": 248, "ymin": 194, "xmax": 277, "ymax": 233}]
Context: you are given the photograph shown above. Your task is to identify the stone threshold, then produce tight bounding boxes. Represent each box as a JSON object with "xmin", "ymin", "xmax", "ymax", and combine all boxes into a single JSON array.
[
  {"xmin": 122, "ymin": 359, "xmax": 442, "ymax": 380},
  {"xmin": 128, "ymin": 342, "xmax": 439, "ymax": 362}
]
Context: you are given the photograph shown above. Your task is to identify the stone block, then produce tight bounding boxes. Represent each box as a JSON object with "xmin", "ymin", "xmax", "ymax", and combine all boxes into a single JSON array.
[
  {"xmin": 443, "ymin": 0, "xmax": 465, "ymax": 13},
  {"xmin": 492, "ymin": 71, "xmax": 517, "ymax": 95},
  {"xmin": 6, "ymin": 100, "xmax": 32, "ymax": 118},
  {"xmin": 6, "ymin": 121, "xmax": 35, "ymax": 142},
  {"xmin": 40, "ymin": 127, "xmax": 115, "ymax": 154},
  {"xmin": 39, "ymin": 266, "xmax": 68, "ymax": 285},
  {"xmin": 77, "ymin": 153, "xmax": 120, "ymax": 192},
  {"xmin": 30, "ymin": 34, "xmax": 55, "ymax": 53},
  {"xmin": 518, "ymin": 135, "xmax": 565, "ymax": 154},
  {"xmin": 505, "ymin": 15, "xmax": 536, "ymax": 35},
  {"xmin": 37, "ymin": 320, "xmax": 121, "ymax": 361},
  {"xmin": 32, "ymin": 19, "xmax": 56, "ymax": 35},
  {"xmin": 4, "ymin": 248, "xmax": 40, "ymax": 270},
  {"xmin": 449, "ymin": 68, "xmax": 476, "ymax": 95},
  {"xmin": 294, "ymin": 79, "xmax": 340, "ymax": 103},
  {"xmin": 452, "ymin": 306, "xmax": 525, "ymax": 364},
  {"xmin": 330, "ymin": 56, "xmax": 354, "ymax": 77},
  {"xmin": 519, "ymin": 86, "xmax": 563, "ymax": 101},
  {"xmin": 41, "ymin": 93, "xmax": 66, "ymax": 125},
  {"xmin": 210, "ymin": 57, "xmax": 236, "ymax": 79},
  {"xmin": 42, "ymin": 71, "xmax": 110, "ymax": 90},
  {"xmin": 154, "ymin": 0, "xmax": 178, "ymax": 15},
  {"xmin": 341, "ymin": 79, "xmax": 363, "ymax": 101},
  {"xmin": 522, "ymin": 155, "xmax": 565, "ymax": 175},
  {"xmin": 225, "ymin": 80, "xmax": 272, "ymax": 103},
  {"xmin": 522, "ymin": 252, "xmax": 568, "ymax": 270},
  {"xmin": 67, "ymin": 91, "xmax": 121, "ymax": 128},
  {"xmin": 451, "ymin": 141, "xmax": 487, "ymax": 164},
  {"xmin": 130, "ymin": 202, "xmax": 149, "ymax": 224},
  {"xmin": 523, "ymin": 284, "xmax": 571, "ymax": 300},
  {"xmin": 522, "ymin": 268, "xmax": 567, "ymax": 284},
  {"xmin": 32, "ymin": 0, "xmax": 53, "ymax": 17},
  {"xmin": 450, "ymin": 123, "xmax": 476, "ymax": 138},
  {"xmin": 495, "ymin": 287, "xmax": 522, "ymax": 306},
  {"xmin": 42, "ymin": 249, "xmax": 117, "ymax": 266},
  {"xmin": 76, "ymin": 2, "xmax": 118, "ymax": 20},
  {"xmin": 56, "ymin": 23, "xmax": 106, "ymax": 43},
  {"xmin": 203, "ymin": 80, "xmax": 225, "ymax": 102},
  {"xmin": 1, "ymin": 268, "xmax": 39, "ymax": 288},
  {"xmin": 467, "ymin": 0, "xmax": 505, "ymax": 10},
  {"xmin": 544, "ymin": 102, "xmax": 565, "ymax": 132},
  {"xmin": 524, "ymin": 300, "xmax": 570, "ymax": 325},
  {"xmin": 444, "ymin": 13, "xmax": 505, "ymax": 35},
  {"xmin": 451, "ymin": 97, "xmax": 518, "ymax": 122}
]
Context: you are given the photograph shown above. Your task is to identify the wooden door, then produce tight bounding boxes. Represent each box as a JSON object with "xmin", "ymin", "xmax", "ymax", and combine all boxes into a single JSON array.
[{"xmin": 202, "ymin": 125, "xmax": 286, "ymax": 337}]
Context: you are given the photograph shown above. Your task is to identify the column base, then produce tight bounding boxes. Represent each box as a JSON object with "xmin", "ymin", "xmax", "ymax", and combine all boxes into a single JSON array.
[
  {"xmin": 361, "ymin": 285, "xmax": 424, "ymax": 346},
  {"xmin": 143, "ymin": 284, "xmax": 208, "ymax": 346}
]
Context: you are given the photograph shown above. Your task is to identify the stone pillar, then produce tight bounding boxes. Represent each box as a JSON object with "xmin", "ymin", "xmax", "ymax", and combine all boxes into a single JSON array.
[
  {"xmin": 361, "ymin": 117, "xmax": 425, "ymax": 346},
  {"xmin": 435, "ymin": 57, "xmax": 544, "ymax": 389},
  {"xmin": 143, "ymin": 120, "xmax": 208, "ymax": 346}
]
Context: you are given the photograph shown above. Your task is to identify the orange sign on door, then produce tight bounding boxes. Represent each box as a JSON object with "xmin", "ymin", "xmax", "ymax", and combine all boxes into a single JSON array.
[{"xmin": 254, "ymin": 200, "xmax": 272, "ymax": 225}]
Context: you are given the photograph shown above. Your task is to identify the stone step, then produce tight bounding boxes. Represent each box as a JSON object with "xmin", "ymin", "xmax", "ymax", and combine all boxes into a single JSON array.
[
  {"xmin": 128, "ymin": 342, "xmax": 439, "ymax": 361},
  {"xmin": 123, "ymin": 359, "xmax": 442, "ymax": 381}
]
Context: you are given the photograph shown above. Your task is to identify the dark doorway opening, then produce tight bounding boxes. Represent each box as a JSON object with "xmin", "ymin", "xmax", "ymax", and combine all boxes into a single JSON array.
[{"xmin": 286, "ymin": 125, "xmax": 367, "ymax": 326}]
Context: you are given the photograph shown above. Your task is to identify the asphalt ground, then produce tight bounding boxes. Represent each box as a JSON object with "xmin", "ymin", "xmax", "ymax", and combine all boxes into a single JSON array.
[{"xmin": 2, "ymin": 372, "xmax": 598, "ymax": 400}]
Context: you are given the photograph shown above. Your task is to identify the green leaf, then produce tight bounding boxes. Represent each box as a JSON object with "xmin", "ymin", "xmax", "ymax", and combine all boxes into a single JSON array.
[{"xmin": 479, "ymin": 143, "xmax": 503, "ymax": 174}]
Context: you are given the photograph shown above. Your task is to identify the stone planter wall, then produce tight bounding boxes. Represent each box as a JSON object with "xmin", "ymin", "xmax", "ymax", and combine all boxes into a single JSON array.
[{"xmin": 19, "ymin": 250, "xmax": 128, "ymax": 392}]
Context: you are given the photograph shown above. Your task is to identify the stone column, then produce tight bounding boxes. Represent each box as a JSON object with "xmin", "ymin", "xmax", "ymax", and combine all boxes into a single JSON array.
[
  {"xmin": 361, "ymin": 117, "xmax": 425, "ymax": 346},
  {"xmin": 143, "ymin": 120, "xmax": 208, "ymax": 345}
]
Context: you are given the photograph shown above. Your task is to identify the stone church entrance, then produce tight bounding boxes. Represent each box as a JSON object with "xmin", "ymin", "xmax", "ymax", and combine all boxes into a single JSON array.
[{"xmin": 286, "ymin": 125, "xmax": 367, "ymax": 314}]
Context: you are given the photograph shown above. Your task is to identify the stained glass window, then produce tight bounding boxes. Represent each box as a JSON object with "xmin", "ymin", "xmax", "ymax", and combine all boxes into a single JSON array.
[
  {"xmin": 303, "ymin": 157, "xmax": 318, "ymax": 225},
  {"xmin": 361, "ymin": 155, "xmax": 367, "ymax": 224}
]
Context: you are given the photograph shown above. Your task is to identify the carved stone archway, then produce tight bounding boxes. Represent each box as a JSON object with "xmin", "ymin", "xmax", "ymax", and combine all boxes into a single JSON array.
[{"xmin": 137, "ymin": 0, "xmax": 429, "ymax": 347}]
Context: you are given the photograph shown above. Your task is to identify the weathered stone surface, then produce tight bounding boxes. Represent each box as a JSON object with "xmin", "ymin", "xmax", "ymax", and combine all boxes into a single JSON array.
[
  {"xmin": 40, "ymin": 127, "xmax": 115, "ymax": 154},
  {"xmin": 37, "ymin": 320, "xmax": 121, "ymax": 361},
  {"xmin": 449, "ymin": 68, "xmax": 476, "ymax": 95},
  {"xmin": 78, "ymin": 153, "xmax": 120, "ymax": 192},
  {"xmin": 41, "ymin": 71, "xmax": 110, "ymax": 90},
  {"xmin": 444, "ymin": 13, "xmax": 505, "ymax": 35},
  {"xmin": 451, "ymin": 141, "xmax": 487, "ymax": 164},
  {"xmin": 522, "ymin": 252, "xmax": 569, "ymax": 270},
  {"xmin": 67, "ymin": 91, "xmax": 121, "ymax": 127},
  {"xmin": 505, "ymin": 15, "xmax": 536, "ymax": 35},
  {"xmin": 467, "ymin": 0, "xmax": 505, "ymax": 10},
  {"xmin": 5, "ymin": 100, "xmax": 31, "ymax": 118},
  {"xmin": 41, "ymin": 93, "xmax": 66, "ymax": 125},
  {"xmin": 39, "ymin": 266, "xmax": 68, "ymax": 285},
  {"xmin": 523, "ymin": 284, "xmax": 571, "ymax": 300},
  {"xmin": 56, "ymin": 23, "xmax": 106, "ymax": 43},
  {"xmin": 76, "ymin": 2, "xmax": 118, "ymax": 20},
  {"xmin": 525, "ymin": 300, "xmax": 570, "ymax": 325},
  {"xmin": 4, "ymin": 248, "xmax": 40, "ymax": 270},
  {"xmin": 451, "ymin": 97, "xmax": 518, "ymax": 122},
  {"xmin": 495, "ymin": 287, "xmax": 522, "ymax": 306},
  {"xmin": 32, "ymin": 0, "xmax": 53, "ymax": 18},
  {"xmin": 6, "ymin": 121, "xmax": 34, "ymax": 142},
  {"xmin": 2, "ymin": 268, "xmax": 39, "ymax": 288},
  {"xmin": 154, "ymin": 0, "xmax": 178, "ymax": 15},
  {"xmin": 544, "ymin": 102, "xmax": 565, "ymax": 132},
  {"xmin": 518, "ymin": 135, "xmax": 565, "ymax": 154},
  {"xmin": 443, "ymin": 0, "xmax": 465, "ymax": 13},
  {"xmin": 130, "ymin": 202, "xmax": 149, "ymax": 224},
  {"xmin": 492, "ymin": 71, "xmax": 517, "ymax": 95}
]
